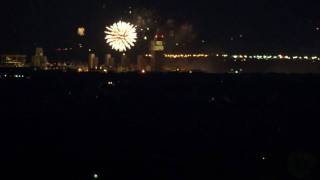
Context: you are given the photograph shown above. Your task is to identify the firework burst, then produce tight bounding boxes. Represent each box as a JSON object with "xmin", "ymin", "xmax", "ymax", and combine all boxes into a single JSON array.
[{"xmin": 105, "ymin": 21, "xmax": 137, "ymax": 52}]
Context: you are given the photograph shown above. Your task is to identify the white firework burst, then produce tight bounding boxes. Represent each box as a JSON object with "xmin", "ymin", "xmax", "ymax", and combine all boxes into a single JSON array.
[{"xmin": 105, "ymin": 21, "xmax": 137, "ymax": 52}]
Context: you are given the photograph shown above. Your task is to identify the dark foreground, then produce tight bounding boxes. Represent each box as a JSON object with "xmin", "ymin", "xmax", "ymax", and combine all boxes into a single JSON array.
[{"xmin": 1, "ymin": 70, "xmax": 320, "ymax": 180}]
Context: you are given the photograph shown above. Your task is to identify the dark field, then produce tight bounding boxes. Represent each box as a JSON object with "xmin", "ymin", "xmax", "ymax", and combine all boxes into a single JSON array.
[{"xmin": 1, "ymin": 70, "xmax": 320, "ymax": 180}]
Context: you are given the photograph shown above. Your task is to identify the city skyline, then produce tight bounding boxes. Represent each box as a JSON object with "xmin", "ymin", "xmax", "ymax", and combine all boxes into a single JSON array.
[{"xmin": 1, "ymin": 0, "xmax": 320, "ymax": 56}]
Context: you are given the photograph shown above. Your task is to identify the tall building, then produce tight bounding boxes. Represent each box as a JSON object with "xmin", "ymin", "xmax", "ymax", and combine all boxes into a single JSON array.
[
  {"xmin": 0, "ymin": 55, "xmax": 27, "ymax": 67},
  {"xmin": 31, "ymin": 48, "xmax": 48, "ymax": 68},
  {"xmin": 104, "ymin": 54, "xmax": 115, "ymax": 70},
  {"xmin": 150, "ymin": 35, "xmax": 165, "ymax": 72},
  {"xmin": 119, "ymin": 54, "xmax": 131, "ymax": 72},
  {"xmin": 137, "ymin": 55, "xmax": 152, "ymax": 72},
  {"xmin": 88, "ymin": 53, "xmax": 99, "ymax": 70}
]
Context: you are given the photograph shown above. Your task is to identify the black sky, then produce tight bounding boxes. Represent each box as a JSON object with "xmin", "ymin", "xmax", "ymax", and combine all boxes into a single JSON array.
[{"xmin": 1, "ymin": 0, "xmax": 320, "ymax": 55}]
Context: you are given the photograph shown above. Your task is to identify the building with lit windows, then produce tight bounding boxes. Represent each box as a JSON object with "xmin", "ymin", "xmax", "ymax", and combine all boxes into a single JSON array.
[
  {"xmin": 31, "ymin": 48, "xmax": 48, "ymax": 69},
  {"xmin": 88, "ymin": 53, "xmax": 99, "ymax": 70},
  {"xmin": 0, "ymin": 55, "xmax": 27, "ymax": 68}
]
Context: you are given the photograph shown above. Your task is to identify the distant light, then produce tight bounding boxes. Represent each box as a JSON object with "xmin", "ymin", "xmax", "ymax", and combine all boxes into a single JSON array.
[
  {"xmin": 141, "ymin": 69, "xmax": 146, "ymax": 74},
  {"xmin": 93, "ymin": 174, "xmax": 99, "ymax": 179},
  {"xmin": 278, "ymin": 55, "xmax": 284, "ymax": 59},
  {"xmin": 89, "ymin": 49, "xmax": 92, "ymax": 52},
  {"xmin": 209, "ymin": 97, "xmax": 216, "ymax": 102},
  {"xmin": 107, "ymin": 81, "xmax": 113, "ymax": 85},
  {"xmin": 176, "ymin": 43, "xmax": 179, "ymax": 46},
  {"xmin": 144, "ymin": 36, "xmax": 148, "ymax": 40},
  {"xmin": 146, "ymin": 27, "xmax": 150, "ymax": 31},
  {"xmin": 189, "ymin": 70, "xmax": 193, "ymax": 74},
  {"xmin": 316, "ymin": 27, "xmax": 320, "ymax": 31}
]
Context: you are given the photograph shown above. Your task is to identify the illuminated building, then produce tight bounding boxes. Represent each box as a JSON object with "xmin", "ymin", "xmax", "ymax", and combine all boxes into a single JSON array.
[
  {"xmin": 137, "ymin": 55, "xmax": 152, "ymax": 72},
  {"xmin": 150, "ymin": 33, "xmax": 165, "ymax": 71},
  {"xmin": 88, "ymin": 53, "xmax": 99, "ymax": 70},
  {"xmin": 0, "ymin": 55, "xmax": 27, "ymax": 68},
  {"xmin": 104, "ymin": 54, "xmax": 115, "ymax": 70},
  {"xmin": 119, "ymin": 54, "xmax": 131, "ymax": 72},
  {"xmin": 31, "ymin": 48, "xmax": 48, "ymax": 68}
]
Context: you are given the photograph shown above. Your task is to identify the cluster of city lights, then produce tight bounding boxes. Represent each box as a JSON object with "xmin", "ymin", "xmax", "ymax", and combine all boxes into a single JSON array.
[
  {"xmin": 164, "ymin": 54, "xmax": 209, "ymax": 59},
  {"xmin": 0, "ymin": 74, "xmax": 25, "ymax": 79},
  {"xmin": 56, "ymin": 48, "xmax": 73, "ymax": 52},
  {"xmin": 217, "ymin": 54, "xmax": 320, "ymax": 61}
]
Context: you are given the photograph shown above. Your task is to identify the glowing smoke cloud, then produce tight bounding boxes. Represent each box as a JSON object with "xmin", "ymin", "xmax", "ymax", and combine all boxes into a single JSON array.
[{"xmin": 105, "ymin": 21, "xmax": 137, "ymax": 52}]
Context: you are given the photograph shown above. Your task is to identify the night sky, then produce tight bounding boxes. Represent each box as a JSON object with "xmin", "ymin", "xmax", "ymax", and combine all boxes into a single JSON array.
[{"xmin": 1, "ymin": 0, "xmax": 320, "ymax": 55}]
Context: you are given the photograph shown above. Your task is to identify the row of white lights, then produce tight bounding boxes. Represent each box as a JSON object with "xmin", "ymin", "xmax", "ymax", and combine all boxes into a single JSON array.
[
  {"xmin": 217, "ymin": 54, "xmax": 320, "ymax": 61},
  {"xmin": 0, "ymin": 74, "xmax": 25, "ymax": 78},
  {"xmin": 159, "ymin": 53, "xmax": 320, "ymax": 61},
  {"xmin": 164, "ymin": 54, "xmax": 209, "ymax": 59}
]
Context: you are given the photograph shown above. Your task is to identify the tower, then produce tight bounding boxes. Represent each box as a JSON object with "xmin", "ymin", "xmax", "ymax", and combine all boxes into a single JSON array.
[
  {"xmin": 31, "ymin": 48, "xmax": 48, "ymax": 69},
  {"xmin": 88, "ymin": 53, "xmax": 99, "ymax": 70},
  {"xmin": 150, "ymin": 33, "xmax": 165, "ymax": 72}
]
